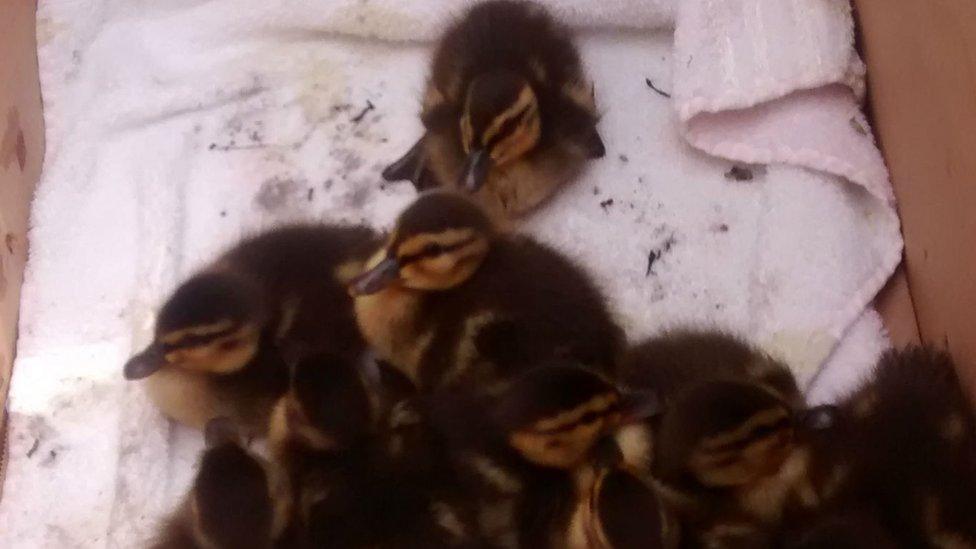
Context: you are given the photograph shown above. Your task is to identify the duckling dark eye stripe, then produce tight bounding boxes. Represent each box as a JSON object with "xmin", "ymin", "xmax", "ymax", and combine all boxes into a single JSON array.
[
  {"xmin": 486, "ymin": 103, "xmax": 537, "ymax": 149},
  {"xmin": 161, "ymin": 325, "xmax": 242, "ymax": 349},
  {"xmin": 702, "ymin": 416, "xmax": 791, "ymax": 453},
  {"xmin": 400, "ymin": 236, "xmax": 478, "ymax": 264},
  {"xmin": 530, "ymin": 403, "xmax": 620, "ymax": 435}
]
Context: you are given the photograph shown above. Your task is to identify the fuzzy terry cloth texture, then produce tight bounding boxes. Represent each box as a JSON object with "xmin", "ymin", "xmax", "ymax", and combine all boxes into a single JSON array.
[{"xmin": 0, "ymin": 0, "xmax": 899, "ymax": 546}]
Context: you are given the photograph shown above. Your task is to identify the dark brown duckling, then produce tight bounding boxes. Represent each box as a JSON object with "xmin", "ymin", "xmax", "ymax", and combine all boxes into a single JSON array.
[
  {"xmin": 151, "ymin": 418, "xmax": 283, "ymax": 549},
  {"xmin": 382, "ymin": 0, "xmax": 605, "ymax": 219},
  {"xmin": 268, "ymin": 355, "xmax": 483, "ymax": 549},
  {"xmin": 349, "ymin": 191, "xmax": 623, "ymax": 392},
  {"xmin": 123, "ymin": 224, "xmax": 378, "ymax": 434},
  {"xmin": 805, "ymin": 347, "xmax": 976, "ymax": 548}
]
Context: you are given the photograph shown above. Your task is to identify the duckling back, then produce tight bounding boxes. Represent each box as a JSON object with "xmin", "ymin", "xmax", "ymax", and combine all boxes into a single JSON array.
[
  {"xmin": 824, "ymin": 347, "xmax": 976, "ymax": 545},
  {"xmin": 415, "ymin": 236, "xmax": 624, "ymax": 389},
  {"xmin": 220, "ymin": 224, "xmax": 379, "ymax": 359},
  {"xmin": 623, "ymin": 330, "xmax": 801, "ymax": 408}
]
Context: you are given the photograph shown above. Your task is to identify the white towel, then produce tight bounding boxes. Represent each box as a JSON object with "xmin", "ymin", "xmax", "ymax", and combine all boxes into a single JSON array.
[{"xmin": 0, "ymin": 0, "xmax": 898, "ymax": 546}]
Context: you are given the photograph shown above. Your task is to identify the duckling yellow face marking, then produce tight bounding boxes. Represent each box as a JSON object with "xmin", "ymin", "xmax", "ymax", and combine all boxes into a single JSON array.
[
  {"xmin": 394, "ymin": 228, "xmax": 489, "ymax": 291},
  {"xmin": 161, "ymin": 323, "xmax": 260, "ymax": 375},
  {"xmin": 509, "ymin": 393, "xmax": 622, "ymax": 469},
  {"xmin": 690, "ymin": 407, "xmax": 794, "ymax": 488},
  {"xmin": 482, "ymin": 86, "xmax": 541, "ymax": 167}
]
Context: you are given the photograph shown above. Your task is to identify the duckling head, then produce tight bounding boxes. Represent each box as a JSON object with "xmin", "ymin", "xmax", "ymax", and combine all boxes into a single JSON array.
[
  {"xmin": 268, "ymin": 353, "xmax": 374, "ymax": 453},
  {"xmin": 190, "ymin": 418, "xmax": 274, "ymax": 549},
  {"xmin": 654, "ymin": 380, "xmax": 800, "ymax": 492},
  {"xmin": 124, "ymin": 271, "xmax": 264, "ymax": 380},
  {"xmin": 349, "ymin": 193, "xmax": 493, "ymax": 295},
  {"xmin": 493, "ymin": 365, "xmax": 655, "ymax": 470},
  {"xmin": 459, "ymin": 70, "xmax": 542, "ymax": 192}
]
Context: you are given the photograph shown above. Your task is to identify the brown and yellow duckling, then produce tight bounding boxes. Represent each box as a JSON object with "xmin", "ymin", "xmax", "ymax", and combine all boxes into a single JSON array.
[
  {"xmin": 650, "ymin": 379, "xmax": 834, "ymax": 547},
  {"xmin": 151, "ymin": 418, "xmax": 287, "ymax": 549},
  {"xmin": 382, "ymin": 0, "xmax": 605, "ymax": 219},
  {"xmin": 124, "ymin": 224, "xmax": 378, "ymax": 435},
  {"xmin": 349, "ymin": 191, "xmax": 623, "ymax": 391},
  {"xmin": 403, "ymin": 364, "xmax": 655, "ymax": 548}
]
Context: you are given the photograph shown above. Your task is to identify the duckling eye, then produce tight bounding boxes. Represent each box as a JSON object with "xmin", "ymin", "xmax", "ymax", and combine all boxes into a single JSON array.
[
  {"xmin": 750, "ymin": 420, "xmax": 787, "ymax": 439},
  {"xmin": 218, "ymin": 338, "xmax": 241, "ymax": 351},
  {"xmin": 423, "ymin": 243, "xmax": 445, "ymax": 256}
]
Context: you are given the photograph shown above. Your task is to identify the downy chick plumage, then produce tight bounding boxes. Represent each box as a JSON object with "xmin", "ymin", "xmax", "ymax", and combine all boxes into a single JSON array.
[
  {"xmin": 350, "ymin": 192, "xmax": 623, "ymax": 391},
  {"xmin": 623, "ymin": 329, "xmax": 802, "ymax": 409},
  {"xmin": 151, "ymin": 418, "xmax": 287, "ymax": 549},
  {"xmin": 268, "ymin": 354, "xmax": 483, "ymax": 549},
  {"xmin": 124, "ymin": 224, "xmax": 378, "ymax": 434},
  {"xmin": 382, "ymin": 0, "xmax": 605, "ymax": 219},
  {"xmin": 397, "ymin": 364, "xmax": 652, "ymax": 548},
  {"xmin": 797, "ymin": 347, "xmax": 976, "ymax": 548},
  {"xmin": 651, "ymin": 380, "xmax": 832, "ymax": 548}
]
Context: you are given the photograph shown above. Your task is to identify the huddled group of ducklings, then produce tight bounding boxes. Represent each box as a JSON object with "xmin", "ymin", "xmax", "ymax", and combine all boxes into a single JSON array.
[{"xmin": 123, "ymin": 1, "xmax": 976, "ymax": 548}]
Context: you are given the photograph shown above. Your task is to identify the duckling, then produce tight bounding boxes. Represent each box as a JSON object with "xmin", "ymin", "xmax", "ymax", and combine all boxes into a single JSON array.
[
  {"xmin": 809, "ymin": 347, "xmax": 976, "ymax": 547},
  {"xmin": 151, "ymin": 418, "xmax": 283, "ymax": 549},
  {"xmin": 349, "ymin": 191, "xmax": 623, "ymax": 391},
  {"xmin": 268, "ymin": 355, "xmax": 484, "ymax": 548},
  {"xmin": 123, "ymin": 224, "xmax": 378, "ymax": 434},
  {"xmin": 651, "ymin": 380, "xmax": 833, "ymax": 545},
  {"xmin": 382, "ymin": 0, "xmax": 605, "ymax": 219},
  {"xmin": 401, "ymin": 363, "xmax": 655, "ymax": 548},
  {"xmin": 623, "ymin": 329, "xmax": 802, "ymax": 410}
]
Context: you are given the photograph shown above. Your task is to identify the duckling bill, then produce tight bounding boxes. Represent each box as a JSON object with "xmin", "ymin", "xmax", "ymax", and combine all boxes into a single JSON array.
[{"xmin": 383, "ymin": 0, "xmax": 605, "ymax": 218}]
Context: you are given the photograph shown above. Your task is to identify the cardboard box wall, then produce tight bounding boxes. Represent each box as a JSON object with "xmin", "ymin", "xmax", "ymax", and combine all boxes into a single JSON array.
[
  {"xmin": 0, "ymin": 0, "xmax": 45, "ymax": 493},
  {"xmin": 0, "ymin": 0, "xmax": 973, "ymax": 492}
]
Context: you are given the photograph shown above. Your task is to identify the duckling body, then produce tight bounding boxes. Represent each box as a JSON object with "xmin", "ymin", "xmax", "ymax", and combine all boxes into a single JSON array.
[
  {"xmin": 351, "ymin": 192, "xmax": 622, "ymax": 391},
  {"xmin": 152, "ymin": 419, "xmax": 283, "ymax": 549},
  {"xmin": 383, "ymin": 0, "xmax": 604, "ymax": 219},
  {"xmin": 268, "ymin": 355, "xmax": 484, "ymax": 549},
  {"xmin": 125, "ymin": 224, "xmax": 378, "ymax": 434},
  {"xmin": 803, "ymin": 348, "xmax": 976, "ymax": 547}
]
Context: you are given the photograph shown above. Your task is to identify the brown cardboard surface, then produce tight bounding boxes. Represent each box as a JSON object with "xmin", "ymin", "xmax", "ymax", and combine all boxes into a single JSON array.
[
  {"xmin": 875, "ymin": 265, "xmax": 921, "ymax": 348},
  {"xmin": 855, "ymin": 0, "xmax": 976, "ymax": 399},
  {"xmin": 0, "ymin": 0, "xmax": 44, "ymax": 486}
]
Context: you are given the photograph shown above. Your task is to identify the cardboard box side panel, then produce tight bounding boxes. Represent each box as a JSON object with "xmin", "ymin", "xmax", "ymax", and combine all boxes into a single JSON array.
[
  {"xmin": 875, "ymin": 265, "xmax": 921, "ymax": 348},
  {"xmin": 0, "ymin": 0, "xmax": 45, "ymax": 494},
  {"xmin": 855, "ymin": 0, "xmax": 976, "ymax": 398}
]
